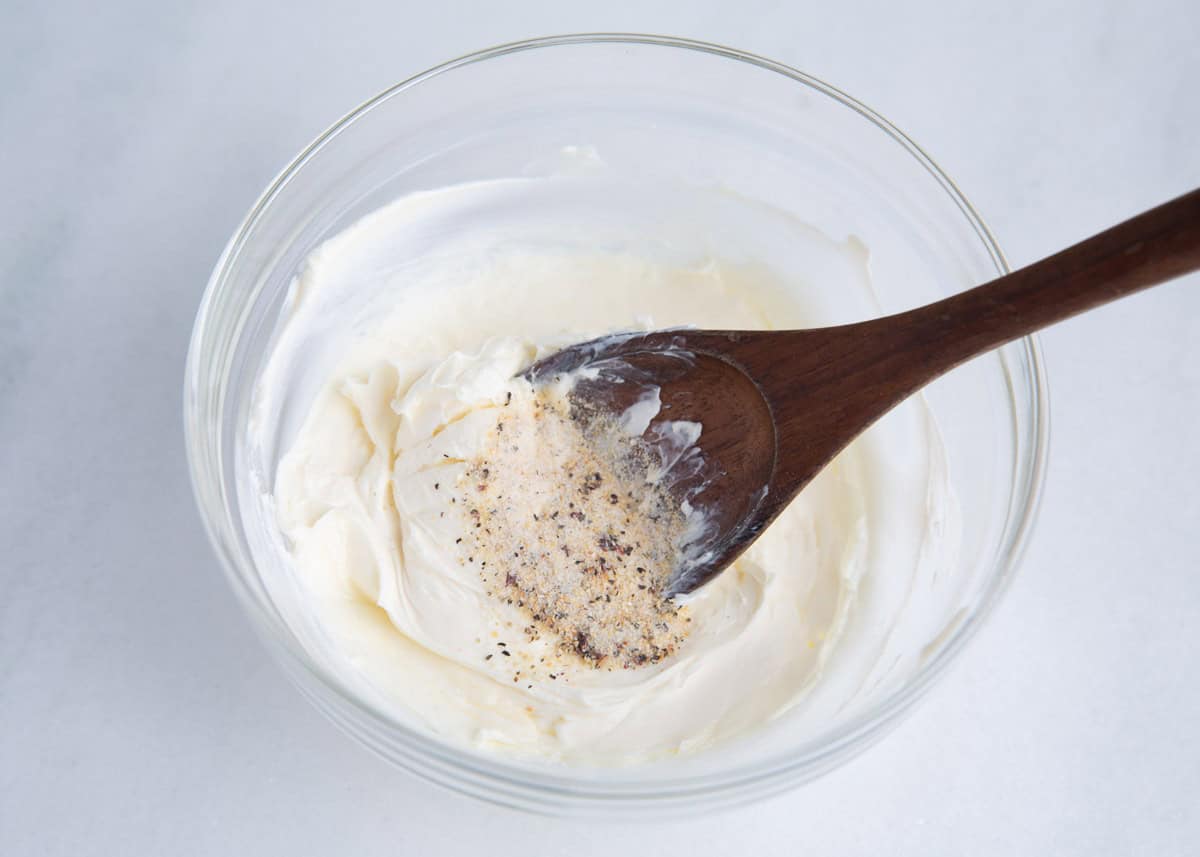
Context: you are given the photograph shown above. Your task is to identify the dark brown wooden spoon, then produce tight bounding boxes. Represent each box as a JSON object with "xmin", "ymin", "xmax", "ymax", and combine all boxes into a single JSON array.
[{"xmin": 525, "ymin": 189, "xmax": 1200, "ymax": 596}]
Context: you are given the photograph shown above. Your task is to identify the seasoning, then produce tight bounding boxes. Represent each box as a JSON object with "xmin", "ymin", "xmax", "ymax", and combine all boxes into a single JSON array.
[{"xmin": 459, "ymin": 386, "xmax": 690, "ymax": 669}]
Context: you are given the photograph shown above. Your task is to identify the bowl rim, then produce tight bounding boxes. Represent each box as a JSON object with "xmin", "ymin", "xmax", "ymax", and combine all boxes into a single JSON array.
[{"xmin": 185, "ymin": 32, "xmax": 1050, "ymax": 806}]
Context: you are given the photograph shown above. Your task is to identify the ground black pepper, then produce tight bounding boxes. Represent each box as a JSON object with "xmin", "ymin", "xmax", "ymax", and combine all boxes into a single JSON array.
[{"xmin": 457, "ymin": 387, "xmax": 690, "ymax": 670}]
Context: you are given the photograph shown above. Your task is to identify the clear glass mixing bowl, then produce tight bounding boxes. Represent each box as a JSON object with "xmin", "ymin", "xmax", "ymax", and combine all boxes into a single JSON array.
[{"xmin": 185, "ymin": 34, "xmax": 1048, "ymax": 817}]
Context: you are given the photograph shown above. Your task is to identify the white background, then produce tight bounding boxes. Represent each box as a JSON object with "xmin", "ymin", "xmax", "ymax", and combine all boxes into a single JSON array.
[{"xmin": 3, "ymin": 1, "xmax": 1198, "ymax": 854}]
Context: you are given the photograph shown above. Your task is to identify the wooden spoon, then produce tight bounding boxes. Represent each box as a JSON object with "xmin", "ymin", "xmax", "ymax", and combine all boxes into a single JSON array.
[{"xmin": 525, "ymin": 188, "xmax": 1200, "ymax": 595}]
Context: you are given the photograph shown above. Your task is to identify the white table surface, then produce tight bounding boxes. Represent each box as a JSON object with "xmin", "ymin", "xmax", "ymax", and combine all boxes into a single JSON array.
[{"xmin": 3, "ymin": 1, "xmax": 1198, "ymax": 853}]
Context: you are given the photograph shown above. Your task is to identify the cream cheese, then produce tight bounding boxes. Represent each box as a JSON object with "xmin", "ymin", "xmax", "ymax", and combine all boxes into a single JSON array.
[{"xmin": 248, "ymin": 177, "xmax": 959, "ymax": 765}]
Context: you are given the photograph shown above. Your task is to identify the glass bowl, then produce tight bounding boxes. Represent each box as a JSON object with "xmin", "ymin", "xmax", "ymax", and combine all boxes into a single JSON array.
[{"xmin": 185, "ymin": 34, "xmax": 1048, "ymax": 817}]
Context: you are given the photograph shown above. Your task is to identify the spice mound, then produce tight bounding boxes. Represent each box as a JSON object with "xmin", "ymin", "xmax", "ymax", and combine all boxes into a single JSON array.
[{"xmin": 457, "ymin": 388, "xmax": 691, "ymax": 669}]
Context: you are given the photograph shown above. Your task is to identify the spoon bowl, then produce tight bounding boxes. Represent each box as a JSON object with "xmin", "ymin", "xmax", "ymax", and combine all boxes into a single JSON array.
[{"xmin": 528, "ymin": 331, "xmax": 778, "ymax": 594}]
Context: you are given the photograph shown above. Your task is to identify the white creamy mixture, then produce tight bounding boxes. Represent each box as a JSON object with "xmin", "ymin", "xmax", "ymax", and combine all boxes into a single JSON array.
[{"xmin": 248, "ymin": 179, "xmax": 959, "ymax": 765}]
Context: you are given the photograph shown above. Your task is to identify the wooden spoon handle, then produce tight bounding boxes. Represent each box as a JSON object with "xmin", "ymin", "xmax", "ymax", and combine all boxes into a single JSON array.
[
  {"xmin": 888, "ymin": 187, "xmax": 1200, "ymax": 384},
  {"xmin": 743, "ymin": 187, "xmax": 1200, "ymax": 505}
]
